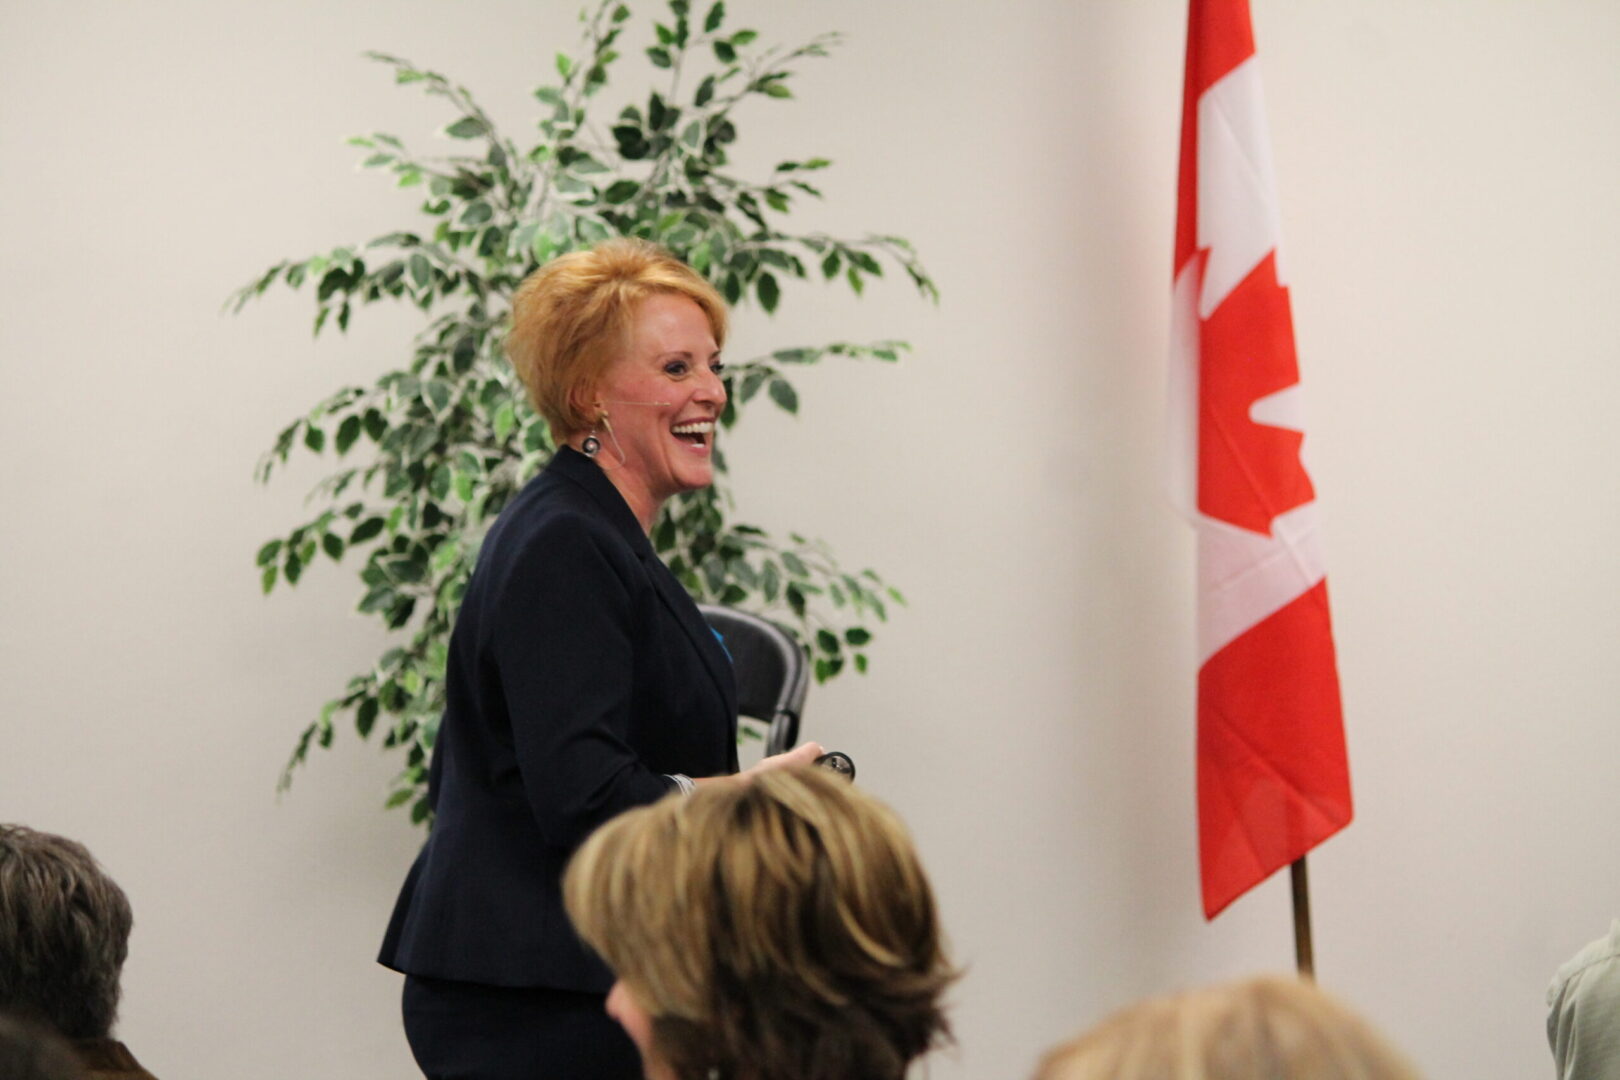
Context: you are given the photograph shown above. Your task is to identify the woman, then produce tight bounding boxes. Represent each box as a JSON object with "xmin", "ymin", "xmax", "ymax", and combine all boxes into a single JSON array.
[
  {"xmin": 1031, "ymin": 975, "xmax": 1424, "ymax": 1080},
  {"xmin": 378, "ymin": 239, "xmax": 822, "ymax": 1080},
  {"xmin": 563, "ymin": 767, "xmax": 956, "ymax": 1080}
]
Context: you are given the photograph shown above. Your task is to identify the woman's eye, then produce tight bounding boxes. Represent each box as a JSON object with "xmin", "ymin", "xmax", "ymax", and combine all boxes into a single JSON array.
[
  {"xmin": 710, "ymin": 361, "xmax": 726, "ymax": 376},
  {"xmin": 663, "ymin": 361, "xmax": 689, "ymax": 377}
]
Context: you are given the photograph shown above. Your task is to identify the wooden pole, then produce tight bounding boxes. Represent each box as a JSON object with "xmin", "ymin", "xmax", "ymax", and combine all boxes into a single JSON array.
[{"xmin": 1290, "ymin": 855, "xmax": 1315, "ymax": 980}]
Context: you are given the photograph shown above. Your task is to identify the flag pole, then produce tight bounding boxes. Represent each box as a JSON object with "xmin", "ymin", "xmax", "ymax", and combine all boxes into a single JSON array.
[{"xmin": 1290, "ymin": 856, "xmax": 1315, "ymax": 980}]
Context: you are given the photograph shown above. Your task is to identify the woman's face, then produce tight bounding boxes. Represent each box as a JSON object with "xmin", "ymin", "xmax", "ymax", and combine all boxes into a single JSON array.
[
  {"xmin": 592, "ymin": 292, "xmax": 725, "ymax": 513},
  {"xmin": 606, "ymin": 980, "xmax": 675, "ymax": 1080}
]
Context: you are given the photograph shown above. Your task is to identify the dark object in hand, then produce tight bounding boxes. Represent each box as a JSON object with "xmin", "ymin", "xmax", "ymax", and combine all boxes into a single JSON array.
[{"xmin": 814, "ymin": 751, "xmax": 856, "ymax": 781}]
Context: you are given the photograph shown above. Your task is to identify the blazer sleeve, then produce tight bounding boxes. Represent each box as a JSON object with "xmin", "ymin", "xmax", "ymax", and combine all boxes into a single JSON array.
[{"xmin": 487, "ymin": 513, "xmax": 674, "ymax": 848}]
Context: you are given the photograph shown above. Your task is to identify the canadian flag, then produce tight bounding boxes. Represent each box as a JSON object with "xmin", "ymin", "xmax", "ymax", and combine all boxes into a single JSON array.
[{"xmin": 1170, "ymin": 0, "xmax": 1353, "ymax": 919}]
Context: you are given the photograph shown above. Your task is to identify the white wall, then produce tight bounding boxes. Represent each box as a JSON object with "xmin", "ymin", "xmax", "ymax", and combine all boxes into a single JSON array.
[{"xmin": 2, "ymin": 3, "xmax": 1616, "ymax": 1078}]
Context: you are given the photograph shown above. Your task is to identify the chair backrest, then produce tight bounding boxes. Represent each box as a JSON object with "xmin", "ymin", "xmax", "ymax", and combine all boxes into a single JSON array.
[{"xmin": 698, "ymin": 605, "xmax": 809, "ymax": 755}]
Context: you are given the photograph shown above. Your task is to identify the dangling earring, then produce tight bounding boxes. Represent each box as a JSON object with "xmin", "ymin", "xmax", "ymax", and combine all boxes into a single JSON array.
[{"xmin": 581, "ymin": 409, "xmax": 606, "ymax": 457}]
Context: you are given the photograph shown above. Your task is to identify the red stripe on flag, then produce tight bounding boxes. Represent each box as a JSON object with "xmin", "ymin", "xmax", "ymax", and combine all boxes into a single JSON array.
[
  {"xmin": 1175, "ymin": 0, "xmax": 1257, "ymax": 270},
  {"xmin": 1197, "ymin": 580, "xmax": 1352, "ymax": 919}
]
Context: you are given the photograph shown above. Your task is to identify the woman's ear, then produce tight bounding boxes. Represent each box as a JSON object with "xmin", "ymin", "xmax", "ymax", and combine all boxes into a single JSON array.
[{"xmin": 568, "ymin": 382, "xmax": 603, "ymax": 428}]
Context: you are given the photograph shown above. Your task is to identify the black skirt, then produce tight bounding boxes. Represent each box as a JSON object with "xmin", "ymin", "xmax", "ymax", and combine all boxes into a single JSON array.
[{"xmin": 402, "ymin": 975, "xmax": 643, "ymax": 1080}]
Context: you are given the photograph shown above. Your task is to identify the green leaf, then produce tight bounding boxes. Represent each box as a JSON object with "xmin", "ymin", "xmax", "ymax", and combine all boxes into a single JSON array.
[
  {"xmin": 351, "ymin": 517, "xmax": 386, "ymax": 544},
  {"xmin": 356, "ymin": 697, "xmax": 380, "ymax": 737},
  {"xmin": 704, "ymin": 2, "xmax": 725, "ymax": 32},
  {"xmin": 848, "ymin": 249, "xmax": 883, "ymax": 275},
  {"xmin": 304, "ymin": 425, "xmax": 326, "ymax": 453},
  {"xmin": 781, "ymin": 551, "xmax": 808, "ymax": 577},
  {"xmin": 555, "ymin": 53, "xmax": 575, "ymax": 80},
  {"xmin": 603, "ymin": 179, "xmax": 641, "ymax": 204},
  {"xmin": 647, "ymin": 46, "xmax": 673, "ymax": 68},
  {"xmin": 756, "ymin": 272, "xmax": 780, "ymax": 313},
  {"xmin": 493, "ymin": 401, "xmax": 517, "ymax": 442},
  {"xmin": 409, "ymin": 252, "xmax": 431, "ymax": 289},
  {"xmin": 335, "ymin": 415, "xmax": 362, "ymax": 455},
  {"xmin": 323, "ymin": 533, "xmax": 345, "ymax": 562},
  {"xmin": 444, "ymin": 116, "xmax": 486, "ymax": 139},
  {"xmin": 256, "ymin": 539, "xmax": 283, "ymax": 567},
  {"xmin": 730, "ymin": 29, "xmax": 758, "ymax": 45},
  {"xmin": 359, "ymin": 584, "xmax": 396, "ymax": 613},
  {"xmin": 816, "ymin": 628, "xmax": 841, "ymax": 654},
  {"xmin": 695, "ymin": 75, "xmax": 716, "ymax": 107},
  {"xmin": 460, "ymin": 201, "xmax": 493, "ymax": 226},
  {"xmin": 762, "ymin": 82, "xmax": 793, "ymax": 99},
  {"xmin": 424, "ymin": 380, "xmax": 453, "ymax": 414},
  {"xmin": 260, "ymin": 565, "xmax": 278, "ymax": 594},
  {"xmin": 384, "ymin": 788, "xmax": 413, "ymax": 809},
  {"xmin": 846, "ymin": 627, "xmax": 872, "ymax": 646},
  {"xmin": 713, "ymin": 40, "xmax": 736, "ymax": 63},
  {"xmin": 768, "ymin": 377, "xmax": 798, "ymax": 415}
]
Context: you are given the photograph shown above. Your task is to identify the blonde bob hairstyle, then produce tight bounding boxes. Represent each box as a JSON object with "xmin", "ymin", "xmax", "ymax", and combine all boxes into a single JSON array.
[
  {"xmin": 1033, "ymin": 974, "xmax": 1423, "ymax": 1080},
  {"xmin": 564, "ymin": 767, "xmax": 955, "ymax": 1080},
  {"xmin": 506, "ymin": 238, "xmax": 727, "ymax": 441}
]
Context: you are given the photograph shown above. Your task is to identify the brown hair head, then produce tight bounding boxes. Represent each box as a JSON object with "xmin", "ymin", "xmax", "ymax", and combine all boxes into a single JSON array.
[
  {"xmin": 564, "ymin": 768, "xmax": 955, "ymax": 1080},
  {"xmin": 1033, "ymin": 974, "xmax": 1423, "ymax": 1080},
  {"xmin": 506, "ymin": 238, "xmax": 728, "ymax": 442},
  {"xmin": 0, "ymin": 826, "xmax": 132, "ymax": 1040}
]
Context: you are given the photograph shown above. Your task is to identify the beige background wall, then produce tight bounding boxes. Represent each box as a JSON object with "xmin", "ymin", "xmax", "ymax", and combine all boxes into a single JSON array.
[{"xmin": 3, "ymin": 2, "xmax": 1617, "ymax": 1078}]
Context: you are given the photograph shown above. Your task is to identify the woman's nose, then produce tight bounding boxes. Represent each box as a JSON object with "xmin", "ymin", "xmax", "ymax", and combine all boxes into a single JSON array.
[{"xmin": 696, "ymin": 367, "xmax": 726, "ymax": 404}]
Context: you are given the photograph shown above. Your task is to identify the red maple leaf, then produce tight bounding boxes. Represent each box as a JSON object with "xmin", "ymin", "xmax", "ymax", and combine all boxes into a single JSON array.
[{"xmin": 1197, "ymin": 251, "xmax": 1315, "ymax": 535}]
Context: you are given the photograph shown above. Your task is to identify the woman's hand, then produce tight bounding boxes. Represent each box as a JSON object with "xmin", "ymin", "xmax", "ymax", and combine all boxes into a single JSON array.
[
  {"xmin": 692, "ymin": 742, "xmax": 825, "ymax": 791},
  {"xmin": 745, "ymin": 741, "xmax": 824, "ymax": 777}
]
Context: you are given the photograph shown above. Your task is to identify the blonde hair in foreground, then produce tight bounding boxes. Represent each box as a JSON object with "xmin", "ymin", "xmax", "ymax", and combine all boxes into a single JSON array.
[
  {"xmin": 1033, "ymin": 974, "xmax": 1423, "ymax": 1080},
  {"xmin": 506, "ymin": 237, "xmax": 728, "ymax": 441},
  {"xmin": 564, "ymin": 767, "xmax": 955, "ymax": 1080}
]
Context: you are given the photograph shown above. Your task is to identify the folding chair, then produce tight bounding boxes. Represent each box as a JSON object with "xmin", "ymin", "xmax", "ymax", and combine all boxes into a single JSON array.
[{"xmin": 698, "ymin": 605, "xmax": 809, "ymax": 755}]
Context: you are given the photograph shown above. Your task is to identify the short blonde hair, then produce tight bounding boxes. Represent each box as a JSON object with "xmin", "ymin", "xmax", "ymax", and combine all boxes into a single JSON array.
[
  {"xmin": 506, "ymin": 238, "xmax": 728, "ymax": 440},
  {"xmin": 1034, "ymin": 975, "xmax": 1423, "ymax": 1080},
  {"xmin": 564, "ymin": 768, "xmax": 955, "ymax": 1080}
]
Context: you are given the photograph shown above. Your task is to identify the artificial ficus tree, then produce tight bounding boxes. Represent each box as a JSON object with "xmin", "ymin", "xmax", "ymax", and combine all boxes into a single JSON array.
[{"xmin": 230, "ymin": 0, "xmax": 934, "ymax": 823}]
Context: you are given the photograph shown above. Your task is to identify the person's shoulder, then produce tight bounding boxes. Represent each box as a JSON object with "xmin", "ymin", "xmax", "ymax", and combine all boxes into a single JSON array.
[{"xmin": 1549, "ymin": 920, "xmax": 1620, "ymax": 1007}]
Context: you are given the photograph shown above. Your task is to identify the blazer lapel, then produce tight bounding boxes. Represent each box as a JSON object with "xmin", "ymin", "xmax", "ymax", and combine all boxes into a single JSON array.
[
  {"xmin": 548, "ymin": 449, "xmax": 739, "ymax": 738},
  {"xmin": 645, "ymin": 558, "xmax": 739, "ymax": 727}
]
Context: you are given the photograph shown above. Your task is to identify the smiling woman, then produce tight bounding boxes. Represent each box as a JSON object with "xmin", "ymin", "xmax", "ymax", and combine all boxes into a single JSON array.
[{"xmin": 376, "ymin": 239, "xmax": 823, "ymax": 1080}]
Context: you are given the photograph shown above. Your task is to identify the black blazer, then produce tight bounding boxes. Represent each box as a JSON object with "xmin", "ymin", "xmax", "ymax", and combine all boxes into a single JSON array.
[{"xmin": 378, "ymin": 447, "xmax": 738, "ymax": 991}]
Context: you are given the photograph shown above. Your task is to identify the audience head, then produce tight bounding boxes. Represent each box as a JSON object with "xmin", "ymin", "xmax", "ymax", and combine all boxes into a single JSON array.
[
  {"xmin": 1033, "ymin": 974, "xmax": 1422, "ymax": 1080},
  {"xmin": 564, "ymin": 767, "xmax": 954, "ymax": 1080},
  {"xmin": 506, "ymin": 237, "xmax": 728, "ymax": 442},
  {"xmin": 0, "ymin": 825, "xmax": 132, "ymax": 1040},
  {"xmin": 0, "ymin": 1013, "xmax": 84, "ymax": 1080}
]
